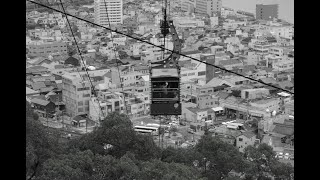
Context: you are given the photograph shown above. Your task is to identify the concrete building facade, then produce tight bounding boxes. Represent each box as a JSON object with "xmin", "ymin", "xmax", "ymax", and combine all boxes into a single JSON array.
[
  {"xmin": 256, "ymin": 4, "xmax": 278, "ymax": 21},
  {"xmin": 195, "ymin": 0, "xmax": 221, "ymax": 17},
  {"xmin": 27, "ymin": 41, "xmax": 68, "ymax": 57},
  {"xmin": 94, "ymin": 0, "xmax": 123, "ymax": 27},
  {"xmin": 62, "ymin": 73, "xmax": 92, "ymax": 117}
]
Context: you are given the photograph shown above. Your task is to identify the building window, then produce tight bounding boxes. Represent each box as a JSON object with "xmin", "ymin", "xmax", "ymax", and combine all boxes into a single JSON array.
[
  {"xmin": 85, "ymin": 107, "xmax": 89, "ymax": 111},
  {"xmin": 239, "ymin": 138, "xmax": 243, "ymax": 141},
  {"xmin": 78, "ymin": 108, "xmax": 83, "ymax": 112},
  {"xmin": 85, "ymin": 100, "xmax": 89, "ymax": 105},
  {"xmin": 198, "ymin": 71, "xmax": 206, "ymax": 76},
  {"xmin": 83, "ymin": 94, "xmax": 90, "ymax": 98},
  {"xmin": 78, "ymin": 101, "xmax": 83, "ymax": 106},
  {"xmin": 77, "ymin": 87, "xmax": 90, "ymax": 91}
]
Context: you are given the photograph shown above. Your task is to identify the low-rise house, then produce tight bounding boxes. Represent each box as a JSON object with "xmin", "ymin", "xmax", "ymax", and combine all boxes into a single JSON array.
[
  {"xmin": 31, "ymin": 98, "xmax": 56, "ymax": 117},
  {"xmin": 31, "ymin": 82, "xmax": 46, "ymax": 91},
  {"xmin": 236, "ymin": 132, "xmax": 259, "ymax": 152},
  {"xmin": 26, "ymin": 87, "xmax": 40, "ymax": 98}
]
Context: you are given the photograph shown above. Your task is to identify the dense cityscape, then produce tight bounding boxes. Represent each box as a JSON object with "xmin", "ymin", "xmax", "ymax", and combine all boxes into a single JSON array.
[{"xmin": 26, "ymin": 0, "xmax": 294, "ymax": 179}]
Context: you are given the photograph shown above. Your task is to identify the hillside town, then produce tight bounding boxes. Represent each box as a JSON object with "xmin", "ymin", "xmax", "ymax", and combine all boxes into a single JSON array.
[{"xmin": 26, "ymin": 0, "xmax": 294, "ymax": 170}]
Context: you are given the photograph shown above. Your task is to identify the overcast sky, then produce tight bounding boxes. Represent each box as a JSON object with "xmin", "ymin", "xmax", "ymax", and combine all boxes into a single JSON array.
[{"xmin": 222, "ymin": 0, "xmax": 294, "ymax": 23}]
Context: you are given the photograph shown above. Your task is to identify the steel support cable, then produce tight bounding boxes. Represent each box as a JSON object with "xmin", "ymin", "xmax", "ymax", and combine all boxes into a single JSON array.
[
  {"xmin": 58, "ymin": 0, "xmax": 106, "ymax": 119},
  {"xmin": 45, "ymin": 0, "xmax": 101, "ymax": 123},
  {"xmin": 26, "ymin": 0, "xmax": 294, "ymax": 95},
  {"xmin": 102, "ymin": 0, "xmax": 127, "ymax": 115}
]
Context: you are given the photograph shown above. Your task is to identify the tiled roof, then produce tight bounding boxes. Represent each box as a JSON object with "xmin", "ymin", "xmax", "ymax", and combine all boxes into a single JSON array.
[
  {"xmin": 40, "ymin": 87, "xmax": 55, "ymax": 93},
  {"xmin": 31, "ymin": 82, "xmax": 46, "ymax": 90},
  {"xmin": 64, "ymin": 56, "xmax": 80, "ymax": 66},
  {"xmin": 91, "ymin": 76, "xmax": 104, "ymax": 82},
  {"xmin": 240, "ymin": 131, "xmax": 256, "ymax": 139},
  {"xmin": 272, "ymin": 123, "xmax": 294, "ymax": 136},
  {"xmin": 216, "ymin": 91, "xmax": 230, "ymax": 100},
  {"xmin": 259, "ymin": 77, "xmax": 277, "ymax": 85},
  {"xmin": 219, "ymin": 59, "xmax": 243, "ymax": 66},
  {"xmin": 31, "ymin": 98, "xmax": 50, "ymax": 106},
  {"xmin": 26, "ymin": 87, "xmax": 39, "ymax": 95},
  {"xmin": 181, "ymin": 50, "xmax": 201, "ymax": 55},
  {"xmin": 48, "ymin": 94, "xmax": 62, "ymax": 104},
  {"xmin": 278, "ymin": 81, "xmax": 294, "ymax": 89}
]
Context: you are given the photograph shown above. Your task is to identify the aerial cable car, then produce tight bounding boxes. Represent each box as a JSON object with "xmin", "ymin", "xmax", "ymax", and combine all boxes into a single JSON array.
[{"xmin": 150, "ymin": 2, "xmax": 182, "ymax": 116}]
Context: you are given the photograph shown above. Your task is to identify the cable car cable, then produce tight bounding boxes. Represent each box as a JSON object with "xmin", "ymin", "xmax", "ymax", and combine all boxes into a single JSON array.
[
  {"xmin": 58, "ymin": 0, "xmax": 106, "ymax": 119},
  {"xmin": 102, "ymin": 0, "xmax": 127, "ymax": 115}
]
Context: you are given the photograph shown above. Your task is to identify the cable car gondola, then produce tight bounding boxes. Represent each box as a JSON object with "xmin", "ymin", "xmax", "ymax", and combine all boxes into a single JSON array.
[{"xmin": 150, "ymin": 10, "xmax": 182, "ymax": 116}]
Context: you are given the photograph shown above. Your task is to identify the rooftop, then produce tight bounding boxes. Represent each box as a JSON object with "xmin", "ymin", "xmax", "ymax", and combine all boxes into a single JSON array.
[
  {"xmin": 26, "ymin": 87, "xmax": 39, "ymax": 95},
  {"xmin": 31, "ymin": 98, "xmax": 51, "ymax": 106}
]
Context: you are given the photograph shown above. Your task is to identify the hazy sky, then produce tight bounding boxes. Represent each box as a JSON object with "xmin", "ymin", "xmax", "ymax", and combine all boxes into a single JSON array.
[{"xmin": 222, "ymin": 0, "xmax": 294, "ymax": 23}]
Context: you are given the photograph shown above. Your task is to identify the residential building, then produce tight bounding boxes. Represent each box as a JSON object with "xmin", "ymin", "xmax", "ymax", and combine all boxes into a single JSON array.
[
  {"xmin": 210, "ymin": 16, "xmax": 219, "ymax": 27},
  {"xmin": 284, "ymin": 101, "xmax": 294, "ymax": 116},
  {"xmin": 94, "ymin": 0, "xmax": 123, "ymax": 26},
  {"xmin": 269, "ymin": 46, "xmax": 285, "ymax": 57},
  {"xmin": 256, "ymin": 4, "xmax": 278, "ymax": 21},
  {"xmin": 195, "ymin": 0, "xmax": 221, "ymax": 16},
  {"xmin": 272, "ymin": 58, "xmax": 294, "ymax": 72},
  {"xmin": 195, "ymin": 0, "xmax": 207, "ymax": 15},
  {"xmin": 249, "ymin": 98, "xmax": 280, "ymax": 113},
  {"xmin": 108, "ymin": 66, "xmax": 144, "ymax": 88},
  {"xmin": 251, "ymin": 39, "xmax": 272, "ymax": 54},
  {"xmin": 31, "ymin": 98, "xmax": 56, "ymax": 118},
  {"xmin": 26, "ymin": 87, "xmax": 40, "ymax": 98},
  {"xmin": 181, "ymin": 0, "xmax": 196, "ymax": 13},
  {"xmin": 62, "ymin": 73, "xmax": 92, "ymax": 117},
  {"xmin": 241, "ymin": 88, "xmax": 270, "ymax": 100},
  {"xmin": 197, "ymin": 93, "xmax": 219, "ymax": 109},
  {"xmin": 89, "ymin": 91, "xmax": 125, "ymax": 121},
  {"xmin": 219, "ymin": 59, "xmax": 243, "ymax": 70},
  {"xmin": 236, "ymin": 132, "xmax": 258, "ymax": 152},
  {"xmin": 180, "ymin": 59, "xmax": 206, "ymax": 82},
  {"xmin": 27, "ymin": 41, "xmax": 68, "ymax": 57},
  {"xmin": 206, "ymin": 0, "xmax": 222, "ymax": 17},
  {"xmin": 183, "ymin": 107, "xmax": 216, "ymax": 123}
]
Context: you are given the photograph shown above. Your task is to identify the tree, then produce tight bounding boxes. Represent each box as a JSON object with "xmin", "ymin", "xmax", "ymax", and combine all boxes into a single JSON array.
[
  {"xmin": 67, "ymin": 112, "xmax": 160, "ymax": 160},
  {"xmin": 269, "ymin": 161, "xmax": 293, "ymax": 180},
  {"xmin": 26, "ymin": 101, "xmax": 63, "ymax": 179},
  {"xmin": 243, "ymin": 143, "xmax": 293, "ymax": 179},
  {"xmin": 118, "ymin": 50, "xmax": 128, "ymax": 59},
  {"xmin": 195, "ymin": 135, "xmax": 248, "ymax": 179},
  {"xmin": 36, "ymin": 150, "xmax": 95, "ymax": 180},
  {"xmin": 170, "ymin": 126, "xmax": 178, "ymax": 136}
]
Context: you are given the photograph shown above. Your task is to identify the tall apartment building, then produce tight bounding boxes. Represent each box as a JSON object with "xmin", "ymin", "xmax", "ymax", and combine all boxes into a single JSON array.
[
  {"xmin": 256, "ymin": 4, "xmax": 278, "ymax": 21},
  {"xmin": 181, "ymin": 0, "xmax": 196, "ymax": 13},
  {"xmin": 62, "ymin": 73, "xmax": 92, "ymax": 117},
  {"xmin": 195, "ymin": 0, "xmax": 207, "ymax": 15},
  {"xmin": 195, "ymin": 0, "xmax": 222, "ymax": 17},
  {"xmin": 206, "ymin": 0, "xmax": 222, "ymax": 17},
  {"xmin": 27, "ymin": 41, "xmax": 68, "ymax": 57},
  {"xmin": 94, "ymin": 0, "xmax": 123, "ymax": 27}
]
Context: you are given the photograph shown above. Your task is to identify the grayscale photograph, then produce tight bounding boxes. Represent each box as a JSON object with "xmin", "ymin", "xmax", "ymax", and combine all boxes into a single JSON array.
[{"xmin": 26, "ymin": 0, "xmax": 294, "ymax": 179}]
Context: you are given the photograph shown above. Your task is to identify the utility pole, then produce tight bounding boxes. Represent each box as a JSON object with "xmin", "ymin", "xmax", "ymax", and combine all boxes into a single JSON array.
[
  {"xmin": 159, "ymin": 116, "xmax": 161, "ymax": 147},
  {"xmin": 86, "ymin": 117, "xmax": 88, "ymax": 133},
  {"xmin": 46, "ymin": 109, "xmax": 49, "ymax": 128}
]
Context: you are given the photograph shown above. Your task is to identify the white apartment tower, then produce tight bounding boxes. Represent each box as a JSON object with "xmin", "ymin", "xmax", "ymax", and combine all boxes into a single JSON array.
[
  {"xmin": 94, "ymin": 0, "xmax": 123, "ymax": 26},
  {"xmin": 194, "ymin": 0, "xmax": 222, "ymax": 17}
]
